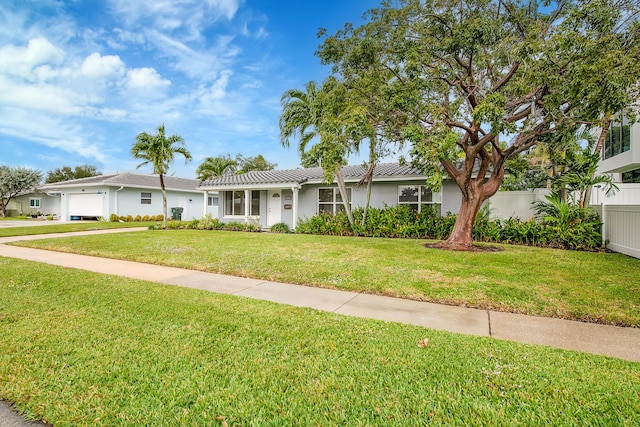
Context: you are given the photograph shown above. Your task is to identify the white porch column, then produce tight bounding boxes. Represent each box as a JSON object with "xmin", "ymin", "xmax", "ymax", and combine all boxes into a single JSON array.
[
  {"xmin": 292, "ymin": 186, "xmax": 299, "ymax": 230},
  {"xmin": 203, "ymin": 191, "xmax": 208, "ymax": 216},
  {"xmin": 244, "ymin": 189, "xmax": 250, "ymax": 223}
]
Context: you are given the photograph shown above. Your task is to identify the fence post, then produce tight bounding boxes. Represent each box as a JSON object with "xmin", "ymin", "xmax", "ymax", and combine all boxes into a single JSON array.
[{"xmin": 601, "ymin": 202, "xmax": 606, "ymax": 248}]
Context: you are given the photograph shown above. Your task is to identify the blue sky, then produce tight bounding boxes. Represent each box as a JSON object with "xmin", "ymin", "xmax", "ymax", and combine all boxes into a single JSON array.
[{"xmin": 0, "ymin": 0, "xmax": 383, "ymax": 179}]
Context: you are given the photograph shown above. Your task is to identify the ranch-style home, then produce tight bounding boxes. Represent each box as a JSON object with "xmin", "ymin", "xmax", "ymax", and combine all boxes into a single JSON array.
[
  {"xmin": 34, "ymin": 173, "xmax": 217, "ymax": 221},
  {"xmin": 199, "ymin": 163, "xmax": 471, "ymax": 230}
]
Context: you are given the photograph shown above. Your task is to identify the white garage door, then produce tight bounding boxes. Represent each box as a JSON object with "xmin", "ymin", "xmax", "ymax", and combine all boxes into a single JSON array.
[{"xmin": 69, "ymin": 194, "xmax": 103, "ymax": 217}]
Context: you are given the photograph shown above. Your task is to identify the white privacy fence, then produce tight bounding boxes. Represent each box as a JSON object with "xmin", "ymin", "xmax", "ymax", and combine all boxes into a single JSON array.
[
  {"xmin": 590, "ymin": 184, "xmax": 640, "ymax": 259},
  {"xmin": 487, "ymin": 189, "xmax": 550, "ymax": 220},
  {"xmin": 600, "ymin": 205, "xmax": 640, "ymax": 259}
]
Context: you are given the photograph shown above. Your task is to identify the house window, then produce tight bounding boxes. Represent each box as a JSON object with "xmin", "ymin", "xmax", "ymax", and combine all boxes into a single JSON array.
[
  {"xmin": 29, "ymin": 198, "xmax": 41, "ymax": 208},
  {"xmin": 141, "ymin": 192, "xmax": 152, "ymax": 204},
  {"xmin": 622, "ymin": 168, "xmax": 640, "ymax": 183},
  {"xmin": 318, "ymin": 187, "xmax": 351, "ymax": 215},
  {"xmin": 207, "ymin": 195, "xmax": 218, "ymax": 206},
  {"xmin": 604, "ymin": 115, "xmax": 631, "ymax": 160},
  {"xmin": 398, "ymin": 185, "xmax": 441, "ymax": 212},
  {"xmin": 224, "ymin": 191, "xmax": 260, "ymax": 216}
]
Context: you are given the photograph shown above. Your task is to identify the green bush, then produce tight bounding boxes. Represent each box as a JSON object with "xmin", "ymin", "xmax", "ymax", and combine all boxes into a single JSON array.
[
  {"xmin": 109, "ymin": 214, "xmax": 118, "ymax": 222},
  {"xmin": 296, "ymin": 202, "xmax": 602, "ymax": 252},
  {"xmin": 142, "ymin": 215, "xmax": 150, "ymax": 222},
  {"xmin": 270, "ymin": 222, "xmax": 291, "ymax": 233}
]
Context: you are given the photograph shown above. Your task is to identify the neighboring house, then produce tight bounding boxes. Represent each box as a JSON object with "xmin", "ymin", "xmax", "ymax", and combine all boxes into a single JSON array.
[
  {"xmin": 39, "ymin": 173, "xmax": 216, "ymax": 221},
  {"xmin": 598, "ymin": 115, "xmax": 640, "ymax": 182},
  {"xmin": 199, "ymin": 163, "xmax": 466, "ymax": 229},
  {"xmin": 6, "ymin": 190, "xmax": 61, "ymax": 217},
  {"xmin": 591, "ymin": 116, "xmax": 640, "ymax": 259}
]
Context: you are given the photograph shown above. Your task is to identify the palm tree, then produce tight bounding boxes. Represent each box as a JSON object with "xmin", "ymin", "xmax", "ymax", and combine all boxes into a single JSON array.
[
  {"xmin": 280, "ymin": 80, "xmax": 355, "ymax": 227},
  {"xmin": 196, "ymin": 155, "xmax": 237, "ymax": 181},
  {"xmin": 131, "ymin": 124, "xmax": 192, "ymax": 228}
]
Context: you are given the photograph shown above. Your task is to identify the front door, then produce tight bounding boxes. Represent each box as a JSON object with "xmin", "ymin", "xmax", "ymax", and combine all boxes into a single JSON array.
[{"xmin": 267, "ymin": 190, "xmax": 282, "ymax": 227}]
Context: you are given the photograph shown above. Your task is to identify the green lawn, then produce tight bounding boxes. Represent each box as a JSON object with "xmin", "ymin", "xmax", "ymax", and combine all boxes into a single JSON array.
[
  {"xmin": 1, "ymin": 257, "xmax": 638, "ymax": 426},
  {"xmin": 0, "ymin": 221, "xmax": 151, "ymax": 237},
  {"xmin": 12, "ymin": 229, "xmax": 640, "ymax": 327}
]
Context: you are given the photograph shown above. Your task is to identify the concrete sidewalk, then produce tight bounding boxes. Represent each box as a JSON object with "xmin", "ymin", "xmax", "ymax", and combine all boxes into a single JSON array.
[{"xmin": 1, "ymin": 227, "xmax": 638, "ymax": 362}]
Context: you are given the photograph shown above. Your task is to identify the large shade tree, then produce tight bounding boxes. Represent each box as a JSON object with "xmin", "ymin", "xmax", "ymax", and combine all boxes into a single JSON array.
[
  {"xmin": 131, "ymin": 124, "xmax": 192, "ymax": 228},
  {"xmin": 318, "ymin": 0, "xmax": 640, "ymax": 250},
  {"xmin": 0, "ymin": 166, "xmax": 42, "ymax": 217}
]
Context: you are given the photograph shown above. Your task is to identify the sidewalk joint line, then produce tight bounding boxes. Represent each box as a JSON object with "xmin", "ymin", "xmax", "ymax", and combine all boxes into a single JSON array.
[
  {"xmin": 487, "ymin": 310, "xmax": 493, "ymax": 337},
  {"xmin": 332, "ymin": 292, "xmax": 361, "ymax": 313}
]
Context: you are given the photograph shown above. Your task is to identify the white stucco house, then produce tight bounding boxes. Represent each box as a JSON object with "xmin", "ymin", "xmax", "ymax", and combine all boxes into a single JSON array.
[
  {"xmin": 35, "ymin": 173, "xmax": 217, "ymax": 221},
  {"xmin": 198, "ymin": 163, "xmax": 470, "ymax": 229}
]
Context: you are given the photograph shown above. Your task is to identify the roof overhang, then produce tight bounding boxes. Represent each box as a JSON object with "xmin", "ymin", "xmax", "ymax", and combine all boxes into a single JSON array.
[
  {"xmin": 199, "ymin": 182, "xmax": 302, "ymax": 191},
  {"xmin": 40, "ymin": 182, "xmax": 202, "ymax": 193}
]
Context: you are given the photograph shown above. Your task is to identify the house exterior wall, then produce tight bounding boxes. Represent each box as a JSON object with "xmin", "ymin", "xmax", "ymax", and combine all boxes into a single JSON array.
[
  {"xmin": 55, "ymin": 186, "xmax": 204, "ymax": 221},
  {"xmin": 7, "ymin": 193, "xmax": 61, "ymax": 217}
]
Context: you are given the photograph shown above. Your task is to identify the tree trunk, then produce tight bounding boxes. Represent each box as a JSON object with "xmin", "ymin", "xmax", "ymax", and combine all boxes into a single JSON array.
[
  {"xmin": 435, "ymin": 148, "xmax": 505, "ymax": 251},
  {"xmin": 160, "ymin": 173, "xmax": 168, "ymax": 229},
  {"xmin": 362, "ymin": 177, "xmax": 372, "ymax": 227},
  {"xmin": 335, "ymin": 170, "xmax": 355, "ymax": 228},
  {"xmin": 435, "ymin": 191, "xmax": 486, "ymax": 250}
]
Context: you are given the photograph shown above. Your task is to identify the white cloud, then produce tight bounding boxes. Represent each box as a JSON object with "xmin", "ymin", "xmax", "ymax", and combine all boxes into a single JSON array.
[
  {"xmin": 0, "ymin": 107, "xmax": 107, "ymax": 163},
  {"xmin": 0, "ymin": 37, "xmax": 64, "ymax": 80},
  {"xmin": 125, "ymin": 67, "xmax": 171, "ymax": 90},
  {"xmin": 108, "ymin": 0, "xmax": 242, "ymax": 42},
  {"xmin": 80, "ymin": 52, "xmax": 125, "ymax": 80}
]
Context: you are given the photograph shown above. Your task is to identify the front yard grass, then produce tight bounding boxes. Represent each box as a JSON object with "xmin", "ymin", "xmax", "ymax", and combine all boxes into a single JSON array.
[
  {"xmin": 0, "ymin": 221, "xmax": 152, "ymax": 237},
  {"xmin": 13, "ymin": 229, "xmax": 640, "ymax": 327},
  {"xmin": 1, "ymin": 257, "xmax": 638, "ymax": 426}
]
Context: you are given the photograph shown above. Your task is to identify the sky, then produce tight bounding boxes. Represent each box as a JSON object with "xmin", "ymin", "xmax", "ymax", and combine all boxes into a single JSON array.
[{"xmin": 0, "ymin": 0, "xmax": 384, "ymax": 179}]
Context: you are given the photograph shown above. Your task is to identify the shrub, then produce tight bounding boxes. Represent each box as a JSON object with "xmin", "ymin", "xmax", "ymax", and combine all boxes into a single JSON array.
[
  {"xmin": 142, "ymin": 215, "xmax": 150, "ymax": 222},
  {"xmin": 134, "ymin": 215, "xmax": 142, "ymax": 222},
  {"xmin": 109, "ymin": 214, "xmax": 118, "ymax": 222},
  {"xmin": 297, "ymin": 202, "xmax": 602, "ymax": 252},
  {"xmin": 126, "ymin": 215, "xmax": 134, "ymax": 222},
  {"xmin": 196, "ymin": 213, "xmax": 220, "ymax": 230},
  {"xmin": 270, "ymin": 222, "xmax": 291, "ymax": 233}
]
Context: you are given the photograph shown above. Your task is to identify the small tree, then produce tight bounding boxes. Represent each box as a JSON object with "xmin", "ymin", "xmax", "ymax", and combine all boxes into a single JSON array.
[
  {"xmin": 130, "ymin": 124, "xmax": 192, "ymax": 228},
  {"xmin": 0, "ymin": 166, "xmax": 42, "ymax": 217},
  {"xmin": 196, "ymin": 155, "xmax": 238, "ymax": 181},
  {"xmin": 280, "ymin": 79, "xmax": 356, "ymax": 227},
  {"xmin": 45, "ymin": 165, "xmax": 102, "ymax": 183}
]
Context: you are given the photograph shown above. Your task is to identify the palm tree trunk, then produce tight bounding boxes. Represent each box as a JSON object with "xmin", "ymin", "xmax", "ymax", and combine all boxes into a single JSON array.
[
  {"xmin": 335, "ymin": 170, "xmax": 355, "ymax": 228},
  {"xmin": 160, "ymin": 173, "xmax": 168, "ymax": 229}
]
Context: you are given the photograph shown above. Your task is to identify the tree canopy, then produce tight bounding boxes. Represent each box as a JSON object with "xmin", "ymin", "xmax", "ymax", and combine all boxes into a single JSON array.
[
  {"xmin": 45, "ymin": 165, "xmax": 102, "ymax": 183},
  {"xmin": 0, "ymin": 166, "xmax": 42, "ymax": 217},
  {"xmin": 236, "ymin": 154, "xmax": 277, "ymax": 174},
  {"xmin": 315, "ymin": 0, "xmax": 640, "ymax": 249}
]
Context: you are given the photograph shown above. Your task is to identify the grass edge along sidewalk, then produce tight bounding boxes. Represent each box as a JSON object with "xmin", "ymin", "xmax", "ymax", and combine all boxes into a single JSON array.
[
  {"xmin": 1, "ymin": 256, "xmax": 639, "ymax": 426},
  {"xmin": 11, "ymin": 229, "xmax": 640, "ymax": 328}
]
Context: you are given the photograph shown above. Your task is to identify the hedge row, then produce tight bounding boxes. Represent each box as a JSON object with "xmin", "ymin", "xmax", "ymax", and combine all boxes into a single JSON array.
[{"xmin": 295, "ymin": 205, "xmax": 603, "ymax": 251}]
